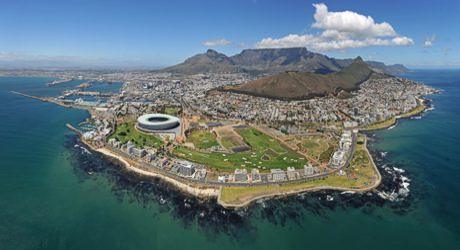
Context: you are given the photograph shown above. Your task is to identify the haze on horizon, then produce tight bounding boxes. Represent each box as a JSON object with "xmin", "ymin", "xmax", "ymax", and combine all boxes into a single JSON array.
[{"xmin": 0, "ymin": 0, "xmax": 459, "ymax": 69}]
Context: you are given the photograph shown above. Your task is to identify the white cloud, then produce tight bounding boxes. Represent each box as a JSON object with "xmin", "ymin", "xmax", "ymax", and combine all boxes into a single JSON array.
[
  {"xmin": 202, "ymin": 38, "xmax": 231, "ymax": 47},
  {"xmin": 423, "ymin": 34, "xmax": 436, "ymax": 47},
  {"xmin": 255, "ymin": 3, "xmax": 413, "ymax": 51},
  {"xmin": 312, "ymin": 3, "xmax": 395, "ymax": 38},
  {"xmin": 256, "ymin": 35, "xmax": 413, "ymax": 51}
]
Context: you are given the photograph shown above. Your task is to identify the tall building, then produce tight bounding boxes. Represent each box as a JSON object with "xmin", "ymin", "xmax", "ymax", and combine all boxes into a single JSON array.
[
  {"xmin": 179, "ymin": 163, "xmax": 195, "ymax": 177},
  {"xmin": 251, "ymin": 169, "xmax": 261, "ymax": 182},
  {"xmin": 271, "ymin": 169, "xmax": 286, "ymax": 182},
  {"xmin": 304, "ymin": 164, "xmax": 315, "ymax": 176},
  {"xmin": 286, "ymin": 167, "xmax": 298, "ymax": 180}
]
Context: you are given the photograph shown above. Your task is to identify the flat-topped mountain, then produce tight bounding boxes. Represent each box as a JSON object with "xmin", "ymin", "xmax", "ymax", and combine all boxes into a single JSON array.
[
  {"xmin": 222, "ymin": 57, "xmax": 383, "ymax": 100},
  {"xmin": 160, "ymin": 48, "xmax": 408, "ymax": 75},
  {"xmin": 230, "ymin": 47, "xmax": 345, "ymax": 73},
  {"xmin": 160, "ymin": 49, "xmax": 242, "ymax": 74}
]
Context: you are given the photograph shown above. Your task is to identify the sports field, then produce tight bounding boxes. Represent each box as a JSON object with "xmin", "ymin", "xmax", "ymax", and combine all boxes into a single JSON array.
[{"xmin": 174, "ymin": 127, "xmax": 307, "ymax": 172}]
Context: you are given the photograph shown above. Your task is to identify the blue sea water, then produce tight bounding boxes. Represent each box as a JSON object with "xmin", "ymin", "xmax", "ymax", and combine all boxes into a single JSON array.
[{"xmin": 0, "ymin": 71, "xmax": 459, "ymax": 250}]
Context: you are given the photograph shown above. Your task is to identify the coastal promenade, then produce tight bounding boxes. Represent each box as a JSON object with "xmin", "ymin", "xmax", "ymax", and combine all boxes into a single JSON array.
[
  {"xmin": 78, "ymin": 134, "xmax": 380, "ymax": 209},
  {"xmin": 360, "ymin": 98, "xmax": 428, "ymax": 131}
]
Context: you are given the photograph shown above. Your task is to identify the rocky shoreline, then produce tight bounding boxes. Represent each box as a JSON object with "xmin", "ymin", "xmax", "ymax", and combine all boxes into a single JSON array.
[{"xmin": 65, "ymin": 132, "xmax": 417, "ymax": 235}]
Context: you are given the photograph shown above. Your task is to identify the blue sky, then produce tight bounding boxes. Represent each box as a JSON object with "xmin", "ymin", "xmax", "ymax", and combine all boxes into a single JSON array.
[{"xmin": 0, "ymin": 0, "xmax": 459, "ymax": 68}]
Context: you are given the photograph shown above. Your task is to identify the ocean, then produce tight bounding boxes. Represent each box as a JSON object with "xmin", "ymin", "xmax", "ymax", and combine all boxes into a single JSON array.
[{"xmin": 0, "ymin": 71, "xmax": 459, "ymax": 250}]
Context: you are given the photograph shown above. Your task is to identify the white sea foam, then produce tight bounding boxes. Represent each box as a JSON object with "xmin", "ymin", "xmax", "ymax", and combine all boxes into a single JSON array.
[
  {"xmin": 399, "ymin": 175, "xmax": 411, "ymax": 197},
  {"xmin": 393, "ymin": 167, "xmax": 405, "ymax": 173},
  {"xmin": 75, "ymin": 144, "xmax": 91, "ymax": 154}
]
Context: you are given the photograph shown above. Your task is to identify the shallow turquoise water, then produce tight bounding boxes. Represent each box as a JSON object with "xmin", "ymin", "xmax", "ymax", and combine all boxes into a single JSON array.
[{"xmin": 0, "ymin": 73, "xmax": 459, "ymax": 250}]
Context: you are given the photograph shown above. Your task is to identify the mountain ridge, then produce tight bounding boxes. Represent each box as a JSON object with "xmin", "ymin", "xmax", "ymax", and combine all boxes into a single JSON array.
[
  {"xmin": 220, "ymin": 56, "xmax": 386, "ymax": 100},
  {"xmin": 160, "ymin": 47, "xmax": 409, "ymax": 75}
]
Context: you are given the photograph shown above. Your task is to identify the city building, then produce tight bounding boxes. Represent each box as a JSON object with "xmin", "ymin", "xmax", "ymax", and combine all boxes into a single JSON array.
[
  {"xmin": 234, "ymin": 169, "xmax": 248, "ymax": 182},
  {"xmin": 286, "ymin": 167, "xmax": 298, "ymax": 180},
  {"xmin": 304, "ymin": 164, "xmax": 315, "ymax": 176},
  {"xmin": 271, "ymin": 169, "xmax": 286, "ymax": 182},
  {"xmin": 178, "ymin": 162, "xmax": 195, "ymax": 176},
  {"xmin": 331, "ymin": 150, "xmax": 346, "ymax": 168},
  {"xmin": 251, "ymin": 169, "xmax": 261, "ymax": 182},
  {"xmin": 131, "ymin": 147, "xmax": 147, "ymax": 158}
]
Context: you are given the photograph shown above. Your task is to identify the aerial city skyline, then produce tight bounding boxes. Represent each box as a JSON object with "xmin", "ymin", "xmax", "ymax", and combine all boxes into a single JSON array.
[{"xmin": 1, "ymin": 1, "xmax": 459, "ymax": 250}]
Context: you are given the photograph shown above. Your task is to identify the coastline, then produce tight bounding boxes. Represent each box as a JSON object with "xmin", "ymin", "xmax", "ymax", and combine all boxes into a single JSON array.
[
  {"xmin": 79, "ymin": 138, "xmax": 220, "ymax": 199},
  {"xmin": 16, "ymin": 90, "xmax": 384, "ymax": 209},
  {"xmin": 78, "ymin": 132, "xmax": 381, "ymax": 209},
  {"xmin": 360, "ymin": 97, "xmax": 428, "ymax": 131}
]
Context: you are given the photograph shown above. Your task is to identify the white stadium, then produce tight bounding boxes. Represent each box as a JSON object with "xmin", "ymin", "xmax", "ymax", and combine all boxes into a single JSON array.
[{"xmin": 136, "ymin": 113, "xmax": 181, "ymax": 133}]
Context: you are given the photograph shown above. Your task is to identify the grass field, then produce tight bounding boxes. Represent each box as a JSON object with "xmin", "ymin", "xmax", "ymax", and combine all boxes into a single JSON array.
[
  {"xmin": 360, "ymin": 117, "xmax": 397, "ymax": 131},
  {"xmin": 187, "ymin": 130, "xmax": 219, "ymax": 149},
  {"xmin": 319, "ymin": 145, "xmax": 335, "ymax": 163},
  {"xmin": 220, "ymin": 174, "xmax": 363, "ymax": 205},
  {"xmin": 215, "ymin": 126, "xmax": 246, "ymax": 149},
  {"xmin": 399, "ymin": 104, "xmax": 426, "ymax": 118},
  {"xmin": 164, "ymin": 107, "xmax": 181, "ymax": 116},
  {"xmin": 109, "ymin": 122, "xmax": 163, "ymax": 148},
  {"xmin": 299, "ymin": 135, "xmax": 331, "ymax": 161},
  {"xmin": 345, "ymin": 135, "xmax": 377, "ymax": 186},
  {"xmin": 174, "ymin": 127, "xmax": 307, "ymax": 172},
  {"xmin": 220, "ymin": 135, "xmax": 379, "ymax": 206}
]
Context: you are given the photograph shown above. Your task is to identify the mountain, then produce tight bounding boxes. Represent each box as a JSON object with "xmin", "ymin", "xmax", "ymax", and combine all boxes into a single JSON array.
[
  {"xmin": 364, "ymin": 61, "xmax": 409, "ymax": 74},
  {"xmin": 221, "ymin": 57, "xmax": 383, "ymax": 100},
  {"xmin": 161, "ymin": 48, "xmax": 409, "ymax": 75},
  {"xmin": 160, "ymin": 49, "xmax": 242, "ymax": 74},
  {"xmin": 230, "ymin": 47, "xmax": 344, "ymax": 73}
]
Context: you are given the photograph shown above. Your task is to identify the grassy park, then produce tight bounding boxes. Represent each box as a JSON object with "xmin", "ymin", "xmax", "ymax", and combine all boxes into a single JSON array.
[
  {"xmin": 219, "ymin": 134, "xmax": 380, "ymax": 206},
  {"xmin": 299, "ymin": 135, "xmax": 334, "ymax": 162},
  {"xmin": 214, "ymin": 126, "xmax": 247, "ymax": 150},
  {"xmin": 164, "ymin": 107, "xmax": 181, "ymax": 116},
  {"xmin": 220, "ymin": 174, "xmax": 363, "ymax": 206},
  {"xmin": 187, "ymin": 130, "xmax": 219, "ymax": 149},
  {"xmin": 345, "ymin": 135, "xmax": 378, "ymax": 187},
  {"xmin": 109, "ymin": 122, "xmax": 163, "ymax": 148},
  {"xmin": 174, "ymin": 127, "xmax": 307, "ymax": 172}
]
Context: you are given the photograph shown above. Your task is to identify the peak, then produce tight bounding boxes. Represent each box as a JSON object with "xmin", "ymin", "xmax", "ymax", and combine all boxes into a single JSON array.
[
  {"xmin": 354, "ymin": 56, "xmax": 364, "ymax": 62},
  {"xmin": 206, "ymin": 49, "xmax": 219, "ymax": 55}
]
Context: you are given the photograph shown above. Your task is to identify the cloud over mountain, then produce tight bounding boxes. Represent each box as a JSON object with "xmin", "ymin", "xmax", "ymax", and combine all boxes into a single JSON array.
[{"xmin": 256, "ymin": 3, "xmax": 414, "ymax": 51}]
